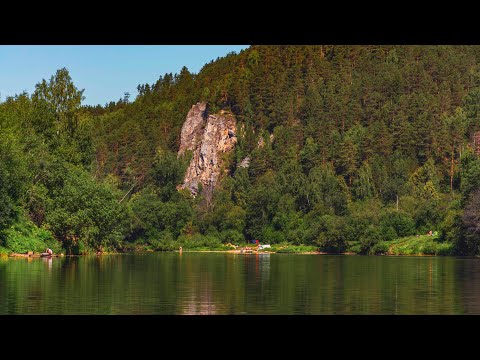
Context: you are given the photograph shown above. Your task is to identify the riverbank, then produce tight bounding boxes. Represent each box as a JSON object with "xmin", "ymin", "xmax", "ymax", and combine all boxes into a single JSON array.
[
  {"xmin": 181, "ymin": 235, "xmax": 454, "ymax": 256},
  {"xmin": 8, "ymin": 252, "xmax": 65, "ymax": 258},
  {"xmin": 386, "ymin": 235, "xmax": 453, "ymax": 256},
  {"xmin": 0, "ymin": 234, "xmax": 456, "ymax": 258}
]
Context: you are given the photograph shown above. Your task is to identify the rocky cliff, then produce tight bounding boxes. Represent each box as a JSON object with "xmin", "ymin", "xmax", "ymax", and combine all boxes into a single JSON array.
[{"xmin": 178, "ymin": 102, "xmax": 237, "ymax": 196}]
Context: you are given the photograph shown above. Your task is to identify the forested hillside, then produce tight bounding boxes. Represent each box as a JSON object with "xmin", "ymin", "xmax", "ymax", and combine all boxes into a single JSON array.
[{"xmin": 3, "ymin": 45, "xmax": 480, "ymax": 255}]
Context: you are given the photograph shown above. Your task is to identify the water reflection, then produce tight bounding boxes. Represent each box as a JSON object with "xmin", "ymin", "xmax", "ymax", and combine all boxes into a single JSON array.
[
  {"xmin": 42, "ymin": 257, "xmax": 52, "ymax": 271},
  {"xmin": 0, "ymin": 253, "xmax": 478, "ymax": 314}
]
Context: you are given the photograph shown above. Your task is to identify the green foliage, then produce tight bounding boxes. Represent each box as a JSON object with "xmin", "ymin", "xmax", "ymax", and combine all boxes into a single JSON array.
[
  {"xmin": 33, "ymin": 67, "xmax": 85, "ymax": 136},
  {"xmin": 0, "ymin": 132, "xmax": 27, "ymax": 233},
  {"xmin": 408, "ymin": 158, "xmax": 441, "ymax": 200},
  {"xmin": 0, "ymin": 247, "xmax": 8, "ymax": 257},
  {"xmin": 314, "ymin": 215, "xmax": 348, "ymax": 253},
  {"xmin": 149, "ymin": 149, "xmax": 189, "ymax": 202},
  {"xmin": 3, "ymin": 46, "xmax": 480, "ymax": 255},
  {"xmin": 2, "ymin": 214, "xmax": 61, "ymax": 254},
  {"xmin": 457, "ymin": 188, "xmax": 480, "ymax": 255},
  {"xmin": 307, "ymin": 164, "xmax": 349, "ymax": 215},
  {"xmin": 353, "ymin": 161, "xmax": 376, "ymax": 200},
  {"xmin": 387, "ymin": 235, "xmax": 453, "ymax": 255},
  {"xmin": 359, "ymin": 226, "xmax": 383, "ymax": 254},
  {"xmin": 436, "ymin": 243, "xmax": 454, "ymax": 256},
  {"xmin": 177, "ymin": 233, "xmax": 226, "ymax": 250},
  {"xmin": 274, "ymin": 244, "xmax": 318, "ymax": 253},
  {"xmin": 460, "ymin": 149, "xmax": 480, "ymax": 200},
  {"xmin": 380, "ymin": 211, "xmax": 416, "ymax": 238},
  {"xmin": 44, "ymin": 164, "xmax": 128, "ymax": 253},
  {"xmin": 129, "ymin": 188, "xmax": 192, "ymax": 241},
  {"xmin": 370, "ymin": 241, "xmax": 389, "ymax": 255}
]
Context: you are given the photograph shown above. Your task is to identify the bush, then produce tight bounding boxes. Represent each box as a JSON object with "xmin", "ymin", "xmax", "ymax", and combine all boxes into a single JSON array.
[
  {"xmin": 380, "ymin": 211, "xmax": 416, "ymax": 238},
  {"xmin": 148, "ymin": 231, "xmax": 178, "ymax": 251},
  {"xmin": 419, "ymin": 242, "xmax": 436, "ymax": 255},
  {"xmin": 45, "ymin": 164, "xmax": 128, "ymax": 253},
  {"xmin": 0, "ymin": 247, "xmax": 8, "ymax": 257},
  {"xmin": 261, "ymin": 226, "xmax": 285, "ymax": 244},
  {"xmin": 369, "ymin": 241, "xmax": 389, "ymax": 255},
  {"xmin": 359, "ymin": 226, "xmax": 383, "ymax": 254},
  {"xmin": 2, "ymin": 215, "xmax": 63, "ymax": 254},
  {"xmin": 436, "ymin": 242, "xmax": 454, "ymax": 256},
  {"xmin": 380, "ymin": 226, "xmax": 398, "ymax": 241},
  {"xmin": 219, "ymin": 229, "xmax": 244, "ymax": 244},
  {"xmin": 314, "ymin": 215, "xmax": 347, "ymax": 253},
  {"xmin": 276, "ymin": 245, "xmax": 317, "ymax": 253},
  {"xmin": 178, "ymin": 233, "xmax": 224, "ymax": 250},
  {"xmin": 346, "ymin": 242, "xmax": 362, "ymax": 254}
]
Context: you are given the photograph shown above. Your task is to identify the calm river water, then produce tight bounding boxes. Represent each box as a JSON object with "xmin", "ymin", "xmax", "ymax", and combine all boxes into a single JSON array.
[{"xmin": 1, "ymin": 252, "xmax": 480, "ymax": 314}]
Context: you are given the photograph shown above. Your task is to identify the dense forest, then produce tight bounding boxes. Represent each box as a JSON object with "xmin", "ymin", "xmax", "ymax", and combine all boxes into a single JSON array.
[{"xmin": 3, "ymin": 45, "xmax": 480, "ymax": 256}]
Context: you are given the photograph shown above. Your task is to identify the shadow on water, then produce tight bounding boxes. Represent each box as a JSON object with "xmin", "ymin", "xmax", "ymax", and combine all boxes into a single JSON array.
[{"xmin": 1, "ymin": 253, "xmax": 479, "ymax": 314}]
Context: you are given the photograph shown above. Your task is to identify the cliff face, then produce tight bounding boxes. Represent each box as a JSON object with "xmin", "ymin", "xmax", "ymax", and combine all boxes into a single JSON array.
[{"xmin": 178, "ymin": 102, "xmax": 237, "ymax": 196}]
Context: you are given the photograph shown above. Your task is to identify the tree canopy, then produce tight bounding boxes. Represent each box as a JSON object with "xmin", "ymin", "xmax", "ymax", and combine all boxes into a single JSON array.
[{"xmin": 3, "ymin": 46, "xmax": 480, "ymax": 255}]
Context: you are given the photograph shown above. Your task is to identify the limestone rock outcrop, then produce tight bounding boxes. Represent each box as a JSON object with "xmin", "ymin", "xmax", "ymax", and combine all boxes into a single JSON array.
[{"xmin": 178, "ymin": 102, "xmax": 237, "ymax": 196}]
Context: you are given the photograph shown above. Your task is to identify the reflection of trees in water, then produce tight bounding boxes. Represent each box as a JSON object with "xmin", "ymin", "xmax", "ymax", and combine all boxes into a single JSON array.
[
  {"xmin": 0, "ymin": 254, "xmax": 473, "ymax": 314},
  {"xmin": 0, "ymin": 259, "xmax": 10, "ymax": 314},
  {"xmin": 247, "ymin": 255, "xmax": 463, "ymax": 314},
  {"xmin": 178, "ymin": 254, "xmax": 222, "ymax": 315},
  {"xmin": 455, "ymin": 258, "xmax": 480, "ymax": 314},
  {"xmin": 176, "ymin": 253, "xmax": 272, "ymax": 314},
  {"xmin": 320, "ymin": 257, "xmax": 461, "ymax": 314},
  {"xmin": 0, "ymin": 258, "xmax": 62, "ymax": 314}
]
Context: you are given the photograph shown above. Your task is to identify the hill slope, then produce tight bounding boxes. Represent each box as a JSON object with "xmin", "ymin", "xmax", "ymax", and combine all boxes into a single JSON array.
[{"xmin": 3, "ymin": 45, "xmax": 480, "ymax": 255}]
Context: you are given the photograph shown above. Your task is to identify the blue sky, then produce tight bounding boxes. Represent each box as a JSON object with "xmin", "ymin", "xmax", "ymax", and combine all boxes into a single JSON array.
[{"xmin": 0, "ymin": 45, "xmax": 249, "ymax": 106}]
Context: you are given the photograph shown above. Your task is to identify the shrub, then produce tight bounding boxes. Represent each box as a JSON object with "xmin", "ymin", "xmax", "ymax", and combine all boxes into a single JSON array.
[
  {"xmin": 178, "ymin": 233, "xmax": 224, "ymax": 250},
  {"xmin": 359, "ymin": 226, "xmax": 383, "ymax": 254},
  {"xmin": 276, "ymin": 245, "xmax": 317, "ymax": 253},
  {"xmin": 219, "ymin": 229, "xmax": 244, "ymax": 244},
  {"xmin": 419, "ymin": 242, "xmax": 436, "ymax": 255},
  {"xmin": 380, "ymin": 211, "xmax": 416, "ymax": 238},
  {"xmin": 2, "ymin": 215, "xmax": 63, "ymax": 254},
  {"xmin": 436, "ymin": 243, "xmax": 454, "ymax": 256},
  {"xmin": 315, "ymin": 215, "xmax": 347, "ymax": 253},
  {"xmin": 370, "ymin": 241, "xmax": 389, "ymax": 255},
  {"xmin": 347, "ymin": 242, "xmax": 362, "ymax": 254},
  {"xmin": 0, "ymin": 247, "xmax": 8, "ymax": 257},
  {"xmin": 380, "ymin": 226, "xmax": 398, "ymax": 241},
  {"xmin": 262, "ymin": 226, "xmax": 285, "ymax": 244}
]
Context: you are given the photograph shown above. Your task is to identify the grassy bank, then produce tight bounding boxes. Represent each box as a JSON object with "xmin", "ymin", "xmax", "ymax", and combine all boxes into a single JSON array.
[
  {"xmin": 0, "ymin": 215, "xmax": 63, "ymax": 256},
  {"xmin": 267, "ymin": 236, "xmax": 454, "ymax": 256},
  {"xmin": 386, "ymin": 234, "xmax": 454, "ymax": 256},
  {"xmin": 1, "ymin": 224, "xmax": 455, "ymax": 257},
  {"xmin": 264, "ymin": 243, "xmax": 318, "ymax": 253}
]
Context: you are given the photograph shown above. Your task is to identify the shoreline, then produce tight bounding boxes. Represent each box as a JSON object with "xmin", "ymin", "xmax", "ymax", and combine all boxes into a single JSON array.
[
  {"xmin": 2, "ymin": 250, "xmax": 446, "ymax": 259},
  {"xmin": 0, "ymin": 234, "xmax": 455, "ymax": 259},
  {"xmin": 181, "ymin": 250, "xmax": 442, "ymax": 256}
]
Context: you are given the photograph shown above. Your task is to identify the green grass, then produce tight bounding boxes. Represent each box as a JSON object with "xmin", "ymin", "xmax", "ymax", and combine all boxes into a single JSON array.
[
  {"xmin": 2, "ymin": 215, "xmax": 63, "ymax": 254},
  {"xmin": 387, "ymin": 235, "xmax": 454, "ymax": 256},
  {"xmin": 346, "ymin": 241, "xmax": 362, "ymax": 253},
  {"xmin": 266, "ymin": 242, "xmax": 317, "ymax": 253},
  {"xmin": 182, "ymin": 244, "xmax": 236, "ymax": 251}
]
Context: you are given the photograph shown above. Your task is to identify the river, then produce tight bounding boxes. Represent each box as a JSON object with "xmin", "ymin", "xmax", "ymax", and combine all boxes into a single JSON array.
[{"xmin": 1, "ymin": 252, "xmax": 479, "ymax": 314}]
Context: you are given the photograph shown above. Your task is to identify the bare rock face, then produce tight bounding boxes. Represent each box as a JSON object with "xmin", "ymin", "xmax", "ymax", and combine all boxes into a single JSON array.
[
  {"xmin": 178, "ymin": 102, "xmax": 237, "ymax": 196},
  {"xmin": 178, "ymin": 102, "xmax": 208, "ymax": 155}
]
